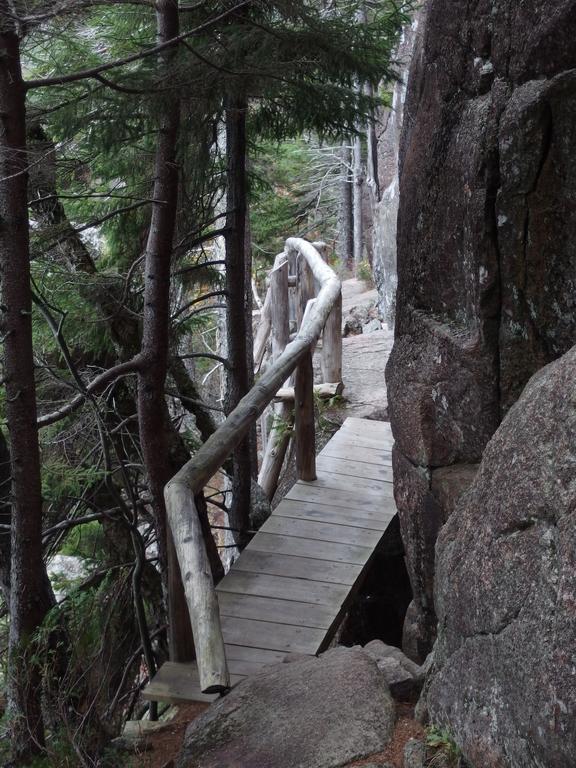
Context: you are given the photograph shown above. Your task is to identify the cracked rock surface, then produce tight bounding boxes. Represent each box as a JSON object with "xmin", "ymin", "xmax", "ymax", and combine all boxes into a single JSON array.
[
  {"xmin": 386, "ymin": 0, "xmax": 576, "ymax": 661},
  {"xmin": 176, "ymin": 647, "xmax": 395, "ymax": 768},
  {"xmin": 428, "ymin": 346, "xmax": 576, "ymax": 767}
]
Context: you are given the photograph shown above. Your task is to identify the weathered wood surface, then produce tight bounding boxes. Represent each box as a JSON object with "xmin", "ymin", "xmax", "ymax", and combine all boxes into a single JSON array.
[
  {"xmin": 147, "ymin": 418, "xmax": 397, "ymax": 704},
  {"xmin": 258, "ymin": 258, "xmax": 292, "ymax": 499},
  {"xmin": 295, "ymin": 346, "xmax": 316, "ymax": 481},
  {"xmin": 321, "ymin": 291, "xmax": 343, "ymax": 383}
]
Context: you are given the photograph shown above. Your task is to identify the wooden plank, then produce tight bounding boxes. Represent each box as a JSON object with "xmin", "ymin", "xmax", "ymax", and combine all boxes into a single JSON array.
[
  {"xmin": 329, "ymin": 431, "xmax": 394, "ymax": 451},
  {"xmin": 316, "ymin": 455, "xmax": 394, "ymax": 482},
  {"xmin": 321, "ymin": 291, "xmax": 342, "ymax": 382},
  {"xmin": 302, "ymin": 472, "xmax": 393, "ymax": 498},
  {"xmin": 224, "ymin": 645, "xmax": 286, "ymax": 665},
  {"xmin": 218, "ymin": 592, "xmax": 334, "ymax": 630},
  {"xmin": 342, "ymin": 417, "xmax": 392, "ymax": 435},
  {"xmin": 247, "ymin": 532, "xmax": 372, "ymax": 565},
  {"xmin": 285, "ymin": 482, "xmax": 391, "ymax": 513},
  {"xmin": 222, "ymin": 616, "xmax": 324, "ymax": 655},
  {"xmin": 226, "ymin": 658, "xmax": 273, "ymax": 677},
  {"xmin": 318, "ymin": 442, "xmax": 393, "ymax": 466},
  {"xmin": 217, "ymin": 569, "xmax": 348, "ymax": 606},
  {"xmin": 232, "ymin": 549, "xmax": 363, "ymax": 585},
  {"xmin": 261, "ymin": 515, "xmax": 383, "ymax": 548},
  {"xmin": 274, "ymin": 499, "xmax": 391, "ymax": 531}
]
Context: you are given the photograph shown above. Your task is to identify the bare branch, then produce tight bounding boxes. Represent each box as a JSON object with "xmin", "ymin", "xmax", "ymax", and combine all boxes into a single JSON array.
[{"xmin": 37, "ymin": 357, "xmax": 143, "ymax": 428}]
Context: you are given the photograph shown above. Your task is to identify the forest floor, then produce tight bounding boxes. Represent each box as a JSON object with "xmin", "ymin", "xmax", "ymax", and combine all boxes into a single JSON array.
[{"xmin": 132, "ymin": 278, "xmax": 405, "ymax": 767}]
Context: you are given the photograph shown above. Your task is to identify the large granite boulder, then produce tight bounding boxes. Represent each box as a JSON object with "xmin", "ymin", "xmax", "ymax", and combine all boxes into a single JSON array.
[
  {"xmin": 386, "ymin": 0, "xmax": 576, "ymax": 656},
  {"xmin": 428, "ymin": 346, "xmax": 576, "ymax": 767},
  {"xmin": 176, "ymin": 647, "xmax": 395, "ymax": 768}
]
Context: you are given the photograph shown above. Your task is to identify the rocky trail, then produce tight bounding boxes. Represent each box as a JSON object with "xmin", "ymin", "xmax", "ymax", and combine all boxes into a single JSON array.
[{"xmin": 338, "ymin": 278, "xmax": 393, "ymax": 421}]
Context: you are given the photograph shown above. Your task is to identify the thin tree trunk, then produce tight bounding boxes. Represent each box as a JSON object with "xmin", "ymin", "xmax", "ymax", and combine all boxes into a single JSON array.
[
  {"xmin": 244, "ymin": 205, "xmax": 258, "ymax": 481},
  {"xmin": 0, "ymin": 18, "xmax": 55, "ymax": 762},
  {"xmin": 0, "ymin": 430, "xmax": 12, "ymax": 603},
  {"xmin": 365, "ymin": 82, "xmax": 380, "ymax": 203},
  {"xmin": 352, "ymin": 131, "xmax": 364, "ymax": 268},
  {"xmin": 137, "ymin": 0, "xmax": 194, "ymax": 661},
  {"xmin": 337, "ymin": 141, "xmax": 353, "ymax": 271},
  {"xmin": 224, "ymin": 91, "xmax": 251, "ymax": 546}
]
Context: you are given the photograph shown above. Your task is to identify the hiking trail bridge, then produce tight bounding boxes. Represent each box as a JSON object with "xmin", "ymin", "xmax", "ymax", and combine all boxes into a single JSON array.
[{"xmin": 144, "ymin": 239, "xmax": 397, "ymax": 705}]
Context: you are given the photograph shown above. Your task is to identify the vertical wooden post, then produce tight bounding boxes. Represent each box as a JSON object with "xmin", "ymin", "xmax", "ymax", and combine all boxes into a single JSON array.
[
  {"xmin": 258, "ymin": 256, "xmax": 293, "ymax": 499},
  {"xmin": 296, "ymin": 254, "xmax": 315, "ymax": 329},
  {"xmin": 321, "ymin": 290, "xmax": 342, "ymax": 383},
  {"xmin": 254, "ymin": 251, "xmax": 286, "ymax": 372},
  {"xmin": 270, "ymin": 258, "xmax": 290, "ymax": 361},
  {"xmin": 295, "ymin": 348, "xmax": 316, "ymax": 481},
  {"xmin": 287, "ymin": 246, "xmax": 298, "ymax": 330},
  {"xmin": 167, "ymin": 533, "xmax": 196, "ymax": 662},
  {"xmin": 311, "ymin": 242, "xmax": 328, "ymax": 294}
]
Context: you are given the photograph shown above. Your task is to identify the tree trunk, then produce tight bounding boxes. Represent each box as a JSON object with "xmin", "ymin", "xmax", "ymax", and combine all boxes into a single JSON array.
[
  {"xmin": 137, "ymin": 0, "xmax": 194, "ymax": 661},
  {"xmin": 353, "ymin": 132, "xmax": 364, "ymax": 267},
  {"xmin": 0, "ymin": 429, "xmax": 11, "ymax": 603},
  {"xmin": 224, "ymin": 91, "xmax": 252, "ymax": 546},
  {"xmin": 365, "ymin": 82, "xmax": 380, "ymax": 203},
  {"xmin": 337, "ymin": 141, "xmax": 353, "ymax": 271},
  {"xmin": 0, "ymin": 19, "xmax": 55, "ymax": 762}
]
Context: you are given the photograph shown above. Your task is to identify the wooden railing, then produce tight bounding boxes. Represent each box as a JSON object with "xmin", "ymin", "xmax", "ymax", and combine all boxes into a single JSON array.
[{"xmin": 164, "ymin": 238, "xmax": 343, "ymax": 693}]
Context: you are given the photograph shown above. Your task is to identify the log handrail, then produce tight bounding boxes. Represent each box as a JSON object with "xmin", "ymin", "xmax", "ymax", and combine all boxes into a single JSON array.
[{"xmin": 164, "ymin": 238, "xmax": 341, "ymax": 693}]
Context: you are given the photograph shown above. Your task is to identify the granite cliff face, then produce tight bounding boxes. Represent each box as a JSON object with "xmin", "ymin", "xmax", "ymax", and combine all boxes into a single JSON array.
[
  {"xmin": 370, "ymin": 10, "xmax": 425, "ymax": 328},
  {"xmin": 430, "ymin": 346, "xmax": 576, "ymax": 767},
  {"xmin": 386, "ymin": 0, "xmax": 576, "ymax": 662}
]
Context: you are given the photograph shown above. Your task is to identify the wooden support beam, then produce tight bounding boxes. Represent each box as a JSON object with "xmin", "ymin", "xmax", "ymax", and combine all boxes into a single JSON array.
[
  {"xmin": 164, "ymin": 484, "xmax": 230, "ymax": 693},
  {"xmin": 296, "ymin": 253, "xmax": 315, "ymax": 329},
  {"xmin": 295, "ymin": 346, "xmax": 316, "ymax": 482},
  {"xmin": 270, "ymin": 257, "xmax": 289, "ymax": 361},
  {"xmin": 321, "ymin": 291, "xmax": 342, "ymax": 383},
  {"xmin": 258, "ymin": 257, "xmax": 292, "ymax": 499},
  {"xmin": 258, "ymin": 399, "xmax": 292, "ymax": 499},
  {"xmin": 253, "ymin": 252, "xmax": 286, "ymax": 373}
]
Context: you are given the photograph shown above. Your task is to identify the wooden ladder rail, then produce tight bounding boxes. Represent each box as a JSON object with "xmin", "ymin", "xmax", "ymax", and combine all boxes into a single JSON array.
[{"xmin": 164, "ymin": 238, "xmax": 342, "ymax": 695}]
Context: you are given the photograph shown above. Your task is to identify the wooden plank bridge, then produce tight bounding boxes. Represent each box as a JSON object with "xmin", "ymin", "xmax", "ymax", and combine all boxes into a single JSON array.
[{"xmin": 145, "ymin": 416, "xmax": 396, "ymax": 704}]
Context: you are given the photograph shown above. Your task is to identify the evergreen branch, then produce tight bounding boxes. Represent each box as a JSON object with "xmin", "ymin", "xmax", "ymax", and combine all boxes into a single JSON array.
[
  {"xmin": 37, "ymin": 356, "xmax": 143, "ymax": 428},
  {"xmin": 14, "ymin": 0, "xmax": 155, "ymax": 25},
  {"xmin": 25, "ymin": 2, "xmax": 252, "ymax": 90},
  {"xmin": 176, "ymin": 352, "xmax": 230, "ymax": 369},
  {"xmin": 40, "ymin": 199, "xmax": 159, "ymax": 252},
  {"xmin": 171, "ymin": 289, "xmax": 228, "ymax": 320},
  {"xmin": 164, "ymin": 390, "xmax": 224, "ymax": 413},
  {"xmin": 173, "ymin": 258, "xmax": 225, "ymax": 277}
]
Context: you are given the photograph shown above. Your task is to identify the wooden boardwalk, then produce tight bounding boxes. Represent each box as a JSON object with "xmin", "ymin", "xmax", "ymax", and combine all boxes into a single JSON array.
[{"xmin": 144, "ymin": 417, "xmax": 396, "ymax": 704}]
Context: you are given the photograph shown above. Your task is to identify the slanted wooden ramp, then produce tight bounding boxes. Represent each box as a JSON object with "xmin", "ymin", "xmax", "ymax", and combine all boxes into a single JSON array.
[{"xmin": 144, "ymin": 417, "xmax": 396, "ymax": 704}]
